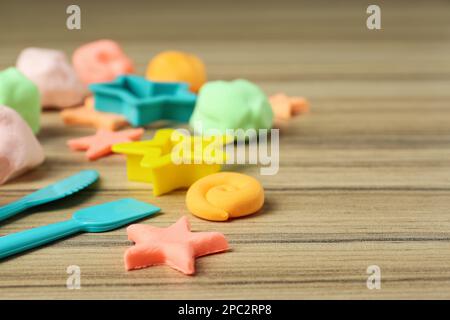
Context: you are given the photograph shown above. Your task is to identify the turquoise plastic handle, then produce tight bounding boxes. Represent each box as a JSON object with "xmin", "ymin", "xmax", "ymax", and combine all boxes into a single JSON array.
[
  {"xmin": 0, "ymin": 199, "xmax": 30, "ymax": 222},
  {"xmin": 0, "ymin": 219, "xmax": 82, "ymax": 259}
]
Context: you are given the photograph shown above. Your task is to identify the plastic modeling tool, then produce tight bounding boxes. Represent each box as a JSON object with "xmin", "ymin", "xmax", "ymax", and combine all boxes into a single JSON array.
[
  {"xmin": 112, "ymin": 129, "xmax": 231, "ymax": 196},
  {"xmin": 0, "ymin": 170, "xmax": 99, "ymax": 222},
  {"xmin": 89, "ymin": 75, "xmax": 197, "ymax": 126},
  {"xmin": 0, "ymin": 198, "xmax": 160, "ymax": 260}
]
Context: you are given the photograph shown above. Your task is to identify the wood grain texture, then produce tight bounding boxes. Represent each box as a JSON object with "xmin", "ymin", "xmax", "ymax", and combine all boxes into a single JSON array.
[{"xmin": 1, "ymin": 0, "xmax": 450, "ymax": 299}]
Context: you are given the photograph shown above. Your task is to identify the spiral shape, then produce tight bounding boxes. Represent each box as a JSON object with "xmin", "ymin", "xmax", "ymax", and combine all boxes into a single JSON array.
[{"xmin": 186, "ymin": 172, "xmax": 264, "ymax": 221}]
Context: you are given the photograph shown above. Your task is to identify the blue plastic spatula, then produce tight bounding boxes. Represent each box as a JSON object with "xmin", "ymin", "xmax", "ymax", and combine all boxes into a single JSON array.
[
  {"xmin": 0, "ymin": 198, "xmax": 160, "ymax": 260},
  {"xmin": 0, "ymin": 170, "xmax": 100, "ymax": 223}
]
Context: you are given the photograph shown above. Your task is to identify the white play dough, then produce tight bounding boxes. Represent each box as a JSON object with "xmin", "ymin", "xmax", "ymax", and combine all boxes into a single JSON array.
[
  {"xmin": 16, "ymin": 47, "xmax": 87, "ymax": 108},
  {"xmin": 0, "ymin": 105, "xmax": 45, "ymax": 184}
]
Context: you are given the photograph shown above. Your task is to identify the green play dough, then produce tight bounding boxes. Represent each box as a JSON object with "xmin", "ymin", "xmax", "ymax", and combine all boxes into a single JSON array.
[
  {"xmin": 0, "ymin": 67, "xmax": 40, "ymax": 133},
  {"xmin": 189, "ymin": 79, "xmax": 273, "ymax": 136}
]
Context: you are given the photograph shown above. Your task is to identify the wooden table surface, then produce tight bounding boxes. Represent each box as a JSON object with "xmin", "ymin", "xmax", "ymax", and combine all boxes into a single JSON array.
[{"xmin": 1, "ymin": 0, "xmax": 450, "ymax": 299}]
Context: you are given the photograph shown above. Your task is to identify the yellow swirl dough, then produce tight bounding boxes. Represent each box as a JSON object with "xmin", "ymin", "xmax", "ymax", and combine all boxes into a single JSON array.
[{"xmin": 186, "ymin": 172, "xmax": 264, "ymax": 221}]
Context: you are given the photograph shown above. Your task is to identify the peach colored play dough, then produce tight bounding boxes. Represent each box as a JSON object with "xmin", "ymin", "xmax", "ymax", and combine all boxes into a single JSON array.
[
  {"xmin": 146, "ymin": 51, "xmax": 206, "ymax": 93},
  {"xmin": 73, "ymin": 40, "xmax": 134, "ymax": 84},
  {"xmin": 67, "ymin": 128, "xmax": 144, "ymax": 161},
  {"xmin": 0, "ymin": 105, "xmax": 45, "ymax": 184},
  {"xmin": 125, "ymin": 216, "xmax": 229, "ymax": 275},
  {"xmin": 60, "ymin": 97, "xmax": 129, "ymax": 131},
  {"xmin": 16, "ymin": 48, "xmax": 87, "ymax": 109},
  {"xmin": 186, "ymin": 172, "xmax": 264, "ymax": 221},
  {"xmin": 269, "ymin": 93, "xmax": 309, "ymax": 125}
]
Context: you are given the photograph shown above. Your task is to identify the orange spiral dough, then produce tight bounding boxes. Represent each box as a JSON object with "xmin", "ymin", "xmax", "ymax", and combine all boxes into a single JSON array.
[{"xmin": 186, "ymin": 172, "xmax": 264, "ymax": 221}]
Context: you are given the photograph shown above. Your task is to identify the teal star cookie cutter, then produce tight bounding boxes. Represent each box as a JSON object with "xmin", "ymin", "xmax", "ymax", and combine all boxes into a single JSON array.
[{"xmin": 89, "ymin": 75, "xmax": 197, "ymax": 126}]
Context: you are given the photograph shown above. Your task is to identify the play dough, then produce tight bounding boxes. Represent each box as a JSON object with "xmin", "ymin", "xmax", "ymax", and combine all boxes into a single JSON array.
[
  {"xmin": 269, "ymin": 93, "xmax": 309, "ymax": 125},
  {"xmin": 67, "ymin": 128, "xmax": 144, "ymax": 161},
  {"xmin": 72, "ymin": 39, "xmax": 134, "ymax": 84},
  {"xmin": 0, "ymin": 105, "xmax": 45, "ymax": 184},
  {"xmin": 0, "ymin": 67, "xmax": 40, "ymax": 133},
  {"xmin": 146, "ymin": 50, "xmax": 207, "ymax": 93},
  {"xmin": 186, "ymin": 172, "xmax": 264, "ymax": 221},
  {"xmin": 124, "ymin": 216, "xmax": 229, "ymax": 275},
  {"xmin": 60, "ymin": 97, "xmax": 129, "ymax": 131},
  {"xmin": 189, "ymin": 79, "xmax": 273, "ymax": 136},
  {"xmin": 16, "ymin": 47, "xmax": 87, "ymax": 108}
]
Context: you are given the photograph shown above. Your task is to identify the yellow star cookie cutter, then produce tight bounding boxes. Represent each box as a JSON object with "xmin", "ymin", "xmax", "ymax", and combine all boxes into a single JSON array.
[{"xmin": 112, "ymin": 128, "xmax": 231, "ymax": 196}]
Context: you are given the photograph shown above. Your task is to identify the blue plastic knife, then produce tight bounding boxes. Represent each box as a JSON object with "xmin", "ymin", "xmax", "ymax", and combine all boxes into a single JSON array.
[{"xmin": 0, "ymin": 170, "xmax": 99, "ymax": 222}]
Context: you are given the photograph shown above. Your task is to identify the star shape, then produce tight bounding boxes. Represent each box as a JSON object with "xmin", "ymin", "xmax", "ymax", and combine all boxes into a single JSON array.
[
  {"xmin": 89, "ymin": 75, "xmax": 197, "ymax": 126},
  {"xmin": 68, "ymin": 128, "xmax": 144, "ymax": 161},
  {"xmin": 269, "ymin": 93, "xmax": 309, "ymax": 122},
  {"xmin": 60, "ymin": 96, "xmax": 129, "ymax": 131},
  {"xmin": 124, "ymin": 216, "xmax": 229, "ymax": 275},
  {"xmin": 112, "ymin": 128, "xmax": 231, "ymax": 195}
]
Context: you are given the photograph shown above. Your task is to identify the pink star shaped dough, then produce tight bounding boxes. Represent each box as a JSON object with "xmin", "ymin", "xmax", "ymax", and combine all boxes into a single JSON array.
[
  {"xmin": 124, "ymin": 216, "xmax": 229, "ymax": 275},
  {"xmin": 67, "ymin": 128, "xmax": 144, "ymax": 161}
]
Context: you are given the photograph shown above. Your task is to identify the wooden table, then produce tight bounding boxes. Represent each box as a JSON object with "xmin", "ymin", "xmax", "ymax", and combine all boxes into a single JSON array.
[{"xmin": 1, "ymin": 0, "xmax": 450, "ymax": 299}]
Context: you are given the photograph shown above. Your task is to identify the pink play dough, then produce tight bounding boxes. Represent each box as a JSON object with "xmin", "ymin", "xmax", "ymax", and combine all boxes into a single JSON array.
[
  {"xmin": 16, "ymin": 48, "xmax": 87, "ymax": 109},
  {"xmin": 0, "ymin": 105, "xmax": 45, "ymax": 184},
  {"xmin": 72, "ymin": 40, "xmax": 134, "ymax": 84}
]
